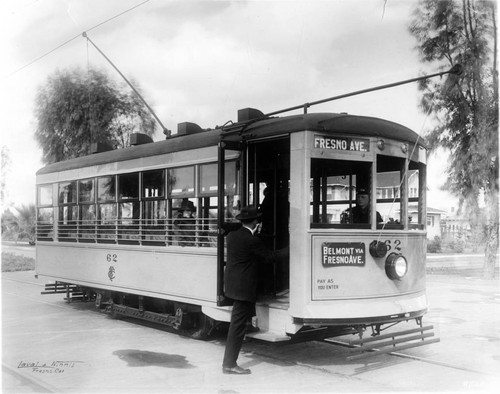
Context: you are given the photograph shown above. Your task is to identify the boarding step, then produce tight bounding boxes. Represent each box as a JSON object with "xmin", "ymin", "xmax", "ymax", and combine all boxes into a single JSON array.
[
  {"xmin": 42, "ymin": 282, "xmax": 76, "ymax": 294},
  {"xmin": 41, "ymin": 282, "xmax": 85, "ymax": 302},
  {"xmin": 333, "ymin": 325, "xmax": 440, "ymax": 360}
]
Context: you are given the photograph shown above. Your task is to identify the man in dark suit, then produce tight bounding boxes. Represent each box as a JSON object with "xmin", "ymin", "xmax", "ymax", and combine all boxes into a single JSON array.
[{"xmin": 222, "ymin": 205, "xmax": 277, "ymax": 375}]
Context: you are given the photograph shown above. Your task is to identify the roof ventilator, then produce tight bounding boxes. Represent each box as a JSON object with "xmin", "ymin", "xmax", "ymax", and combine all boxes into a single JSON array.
[
  {"xmin": 177, "ymin": 122, "xmax": 204, "ymax": 136},
  {"xmin": 130, "ymin": 133, "xmax": 154, "ymax": 146},
  {"xmin": 90, "ymin": 142, "xmax": 114, "ymax": 154},
  {"xmin": 237, "ymin": 108, "xmax": 265, "ymax": 123}
]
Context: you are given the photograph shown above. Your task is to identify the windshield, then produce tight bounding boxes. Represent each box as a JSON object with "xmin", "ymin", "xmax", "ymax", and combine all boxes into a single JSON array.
[{"xmin": 310, "ymin": 156, "xmax": 425, "ymax": 229}]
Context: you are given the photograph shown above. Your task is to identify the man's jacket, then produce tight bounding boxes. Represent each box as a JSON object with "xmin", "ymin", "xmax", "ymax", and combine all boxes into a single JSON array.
[{"xmin": 224, "ymin": 226, "xmax": 274, "ymax": 302}]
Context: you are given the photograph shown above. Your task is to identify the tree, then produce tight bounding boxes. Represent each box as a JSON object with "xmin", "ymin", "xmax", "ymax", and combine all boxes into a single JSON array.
[
  {"xmin": 1, "ymin": 204, "xmax": 36, "ymax": 244},
  {"xmin": 1, "ymin": 145, "xmax": 11, "ymax": 207},
  {"xmin": 409, "ymin": 0, "xmax": 498, "ymax": 278},
  {"xmin": 34, "ymin": 67, "xmax": 157, "ymax": 164}
]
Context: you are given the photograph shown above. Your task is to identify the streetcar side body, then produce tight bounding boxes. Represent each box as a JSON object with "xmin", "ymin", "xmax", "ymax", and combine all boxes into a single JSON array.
[{"xmin": 36, "ymin": 143, "xmax": 223, "ymax": 307}]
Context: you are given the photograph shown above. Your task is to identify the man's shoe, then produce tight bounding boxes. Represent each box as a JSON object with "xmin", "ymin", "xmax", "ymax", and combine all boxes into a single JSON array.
[
  {"xmin": 222, "ymin": 365, "xmax": 251, "ymax": 375},
  {"xmin": 245, "ymin": 324, "xmax": 260, "ymax": 334}
]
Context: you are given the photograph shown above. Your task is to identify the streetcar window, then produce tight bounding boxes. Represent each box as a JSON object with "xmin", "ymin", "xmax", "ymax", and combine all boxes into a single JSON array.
[
  {"xmin": 36, "ymin": 207, "xmax": 54, "ymax": 241},
  {"xmin": 98, "ymin": 203, "xmax": 117, "ymax": 241},
  {"xmin": 118, "ymin": 202, "xmax": 140, "ymax": 243},
  {"xmin": 200, "ymin": 163, "xmax": 217, "ymax": 195},
  {"xmin": 99, "ymin": 203, "xmax": 116, "ymax": 223},
  {"xmin": 142, "ymin": 169, "xmax": 166, "ymax": 244},
  {"xmin": 143, "ymin": 170, "xmax": 164, "ymax": 198},
  {"xmin": 408, "ymin": 161, "xmax": 425, "ymax": 229},
  {"xmin": 58, "ymin": 181, "xmax": 77, "ymax": 241},
  {"xmin": 119, "ymin": 202, "xmax": 140, "ymax": 224},
  {"xmin": 37, "ymin": 184, "xmax": 54, "ymax": 241},
  {"xmin": 37, "ymin": 184, "xmax": 52, "ymax": 206},
  {"xmin": 310, "ymin": 158, "xmax": 371, "ymax": 227},
  {"xmin": 76, "ymin": 179, "xmax": 96, "ymax": 242},
  {"xmin": 117, "ymin": 174, "xmax": 140, "ymax": 243},
  {"xmin": 199, "ymin": 161, "xmax": 240, "ymax": 196},
  {"xmin": 168, "ymin": 166, "xmax": 195, "ymax": 197},
  {"xmin": 97, "ymin": 176, "xmax": 116, "ymax": 202},
  {"xmin": 143, "ymin": 200, "xmax": 166, "ymax": 244},
  {"xmin": 79, "ymin": 179, "xmax": 95, "ymax": 202},
  {"xmin": 79, "ymin": 204, "xmax": 96, "ymax": 242},
  {"xmin": 58, "ymin": 205, "xmax": 78, "ymax": 241},
  {"xmin": 118, "ymin": 173, "xmax": 139, "ymax": 200},
  {"xmin": 58, "ymin": 181, "xmax": 77, "ymax": 204},
  {"xmin": 172, "ymin": 198, "xmax": 197, "ymax": 247},
  {"xmin": 376, "ymin": 155, "xmax": 404, "ymax": 229}
]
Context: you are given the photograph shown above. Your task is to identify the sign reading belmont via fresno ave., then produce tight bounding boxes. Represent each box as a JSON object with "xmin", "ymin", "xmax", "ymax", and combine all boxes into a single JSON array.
[
  {"xmin": 322, "ymin": 242, "xmax": 365, "ymax": 267},
  {"xmin": 314, "ymin": 135, "xmax": 370, "ymax": 152}
]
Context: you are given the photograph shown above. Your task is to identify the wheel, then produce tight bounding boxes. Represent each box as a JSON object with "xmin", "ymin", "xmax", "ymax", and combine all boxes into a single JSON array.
[{"xmin": 190, "ymin": 313, "xmax": 215, "ymax": 340}]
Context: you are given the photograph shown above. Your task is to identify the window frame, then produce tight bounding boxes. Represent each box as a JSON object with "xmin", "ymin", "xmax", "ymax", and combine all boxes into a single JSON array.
[{"xmin": 36, "ymin": 183, "xmax": 54, "ymax": 242}]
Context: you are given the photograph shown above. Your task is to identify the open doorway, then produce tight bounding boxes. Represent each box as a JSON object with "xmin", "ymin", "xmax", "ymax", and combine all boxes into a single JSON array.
[{"xmin": 247, "ymin": 137, "xmax": 290, "ymax": 294}]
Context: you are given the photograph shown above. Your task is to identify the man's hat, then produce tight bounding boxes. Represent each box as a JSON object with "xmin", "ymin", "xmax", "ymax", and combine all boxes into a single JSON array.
[
  {"xmin": 235, "ymin": 206, "xmax": 262, "ymax": 221},
  {"xmin": 357, "ymin": 188, "xmax": 369, "ymax": 195},
  {"xmin": 178, "ymin": 200, "xmax": 196, "ymax": 212}
]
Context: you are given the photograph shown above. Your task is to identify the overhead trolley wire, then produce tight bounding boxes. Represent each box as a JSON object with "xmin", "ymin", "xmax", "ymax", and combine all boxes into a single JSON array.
[{"xmin": 4, "ymin": 0, "xmax": 151, "ymax": 79}]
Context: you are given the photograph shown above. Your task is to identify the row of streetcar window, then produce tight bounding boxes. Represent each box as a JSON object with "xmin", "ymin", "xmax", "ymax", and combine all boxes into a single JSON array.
[
  {"xmin": 36, "ymin": 162, "xmax": 240, "ymax": 246},
  {"xmin": 309, "ymin": 155, "xmax": 425, "ymax": 229}
]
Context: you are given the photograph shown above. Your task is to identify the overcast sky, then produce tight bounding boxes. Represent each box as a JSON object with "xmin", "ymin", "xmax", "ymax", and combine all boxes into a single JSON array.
[{"xmin": 0, "ymin": 0, "xmax": 456, "ymax": 211}]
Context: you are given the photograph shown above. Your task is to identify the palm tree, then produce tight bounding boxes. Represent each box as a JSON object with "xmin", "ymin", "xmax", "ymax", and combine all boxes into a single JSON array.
[{"xmin": 1, "ymin": 204, "xmax": 36, "ymax": 244}]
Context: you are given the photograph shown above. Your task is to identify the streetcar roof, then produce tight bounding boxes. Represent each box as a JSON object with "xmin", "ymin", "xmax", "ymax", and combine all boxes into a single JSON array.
[{"xmin": 36, "ymin": 112, "xmax": 423, "ymax": 175}]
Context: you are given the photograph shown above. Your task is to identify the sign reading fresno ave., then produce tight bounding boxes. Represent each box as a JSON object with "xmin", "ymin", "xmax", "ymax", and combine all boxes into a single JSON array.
[{"xmin": 314, "ymin": 135, "xmax": 370, "ymax": 152}]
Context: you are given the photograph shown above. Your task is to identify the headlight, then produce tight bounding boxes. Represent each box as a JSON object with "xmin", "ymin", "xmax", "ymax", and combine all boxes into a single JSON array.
[{"xmin": 385, "ymin": 253, "xmax": 408, "ymax": 280}]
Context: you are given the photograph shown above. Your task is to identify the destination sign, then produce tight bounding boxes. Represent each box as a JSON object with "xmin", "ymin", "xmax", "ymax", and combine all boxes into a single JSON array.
[
  {"xmin": 314, "ymin": 135, "xmax": 370, "ymax": 152},
  {"xmin": 322, "ymin": 242, "xmax": 365, "ymax": 267}
]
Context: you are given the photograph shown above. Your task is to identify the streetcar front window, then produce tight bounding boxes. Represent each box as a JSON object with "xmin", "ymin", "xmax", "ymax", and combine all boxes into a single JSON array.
[
  {"xmin": 375, "ymin": 156, "xmax": 425, "ymax": 230},
  {"xmin": 376, "ymin": 155, "xmax": 404, "ymax": 228},
  {"xmin": 310, "ymin": 158, "xmax": 372, "ymax": 227},
  {"xmin": 408, "ymin": 161, "xmax": 425, "ymax": 229}
]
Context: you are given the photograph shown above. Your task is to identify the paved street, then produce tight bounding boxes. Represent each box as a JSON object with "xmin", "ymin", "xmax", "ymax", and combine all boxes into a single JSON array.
[
  {"xmin": 2, "ymin": 243, "xmax": 500, "ymax": 393},
  {"xmin": 2, "ymin": 271, "xmax": 499, "ymax": 393}
]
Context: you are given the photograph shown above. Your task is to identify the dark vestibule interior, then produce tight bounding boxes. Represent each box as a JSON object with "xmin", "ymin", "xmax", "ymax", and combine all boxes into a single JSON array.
[{"xmin": 247, "ymin": 137, "xmax": 290, "ymax": 294}]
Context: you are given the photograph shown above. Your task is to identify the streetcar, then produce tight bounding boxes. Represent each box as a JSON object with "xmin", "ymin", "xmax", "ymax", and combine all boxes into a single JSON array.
[{"xmin": 35, "ymin": 106, "xmax": 437, "ymax": 353}]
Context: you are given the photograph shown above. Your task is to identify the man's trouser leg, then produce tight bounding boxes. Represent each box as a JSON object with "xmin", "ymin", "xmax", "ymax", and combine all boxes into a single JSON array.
[{"xmin": 223, "ymin": 300, "xmax": 254, "ymax": 368}]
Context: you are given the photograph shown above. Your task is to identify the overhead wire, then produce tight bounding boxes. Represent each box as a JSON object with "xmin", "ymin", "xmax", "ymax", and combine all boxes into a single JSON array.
[{"xmin": 4, "ymin": 0, "xmax": 151, "ymax": 79}]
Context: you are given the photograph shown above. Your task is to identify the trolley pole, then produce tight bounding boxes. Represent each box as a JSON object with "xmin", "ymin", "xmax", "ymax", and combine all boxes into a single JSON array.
[
  {"xmin": 265, "ymin": 64, "xmax": 463, "ymax": 117},
  {"xmin": 82, "ymin": 32, "xmax": 171, "ymax": 138}
]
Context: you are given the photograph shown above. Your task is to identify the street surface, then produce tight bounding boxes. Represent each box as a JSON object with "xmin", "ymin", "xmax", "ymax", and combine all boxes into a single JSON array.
[{"xmin": 1, "ymin": 243, "xmax": 500, "ymax": 393}]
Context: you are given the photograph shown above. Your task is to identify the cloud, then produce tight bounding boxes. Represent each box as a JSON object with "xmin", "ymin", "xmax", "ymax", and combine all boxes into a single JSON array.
[{"xmin": 0, "ymin": 0, "xmax": 449, "ymax": 207}]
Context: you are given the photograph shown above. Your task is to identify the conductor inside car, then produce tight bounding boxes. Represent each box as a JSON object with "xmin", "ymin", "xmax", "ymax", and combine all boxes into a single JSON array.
[{"xmin": 341, "ymin": 188, "xmax": 383, "ymax": 224}]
